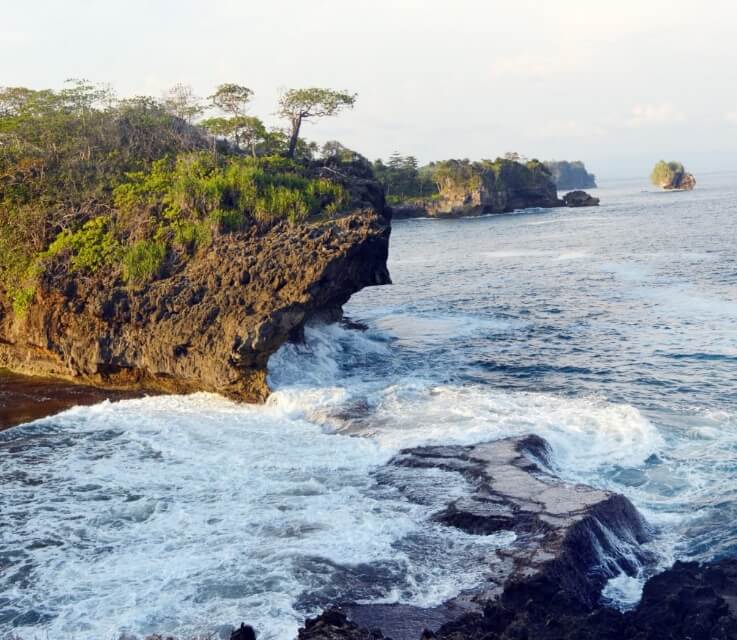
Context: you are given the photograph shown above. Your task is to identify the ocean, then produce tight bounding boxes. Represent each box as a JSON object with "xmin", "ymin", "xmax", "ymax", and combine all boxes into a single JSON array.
[{"xmin": 2, "ymin": 173, "xmax": 736, "ymax": 639}]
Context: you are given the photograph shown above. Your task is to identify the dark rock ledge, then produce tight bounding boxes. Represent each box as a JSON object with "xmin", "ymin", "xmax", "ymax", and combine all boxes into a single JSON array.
[
  {"xmin": 562, "ymin": 190, "xmax": 600, "ymax": 208},
  {"xmin": 294, "ymin": 436, "xmax": 737, "ymax": 640}
]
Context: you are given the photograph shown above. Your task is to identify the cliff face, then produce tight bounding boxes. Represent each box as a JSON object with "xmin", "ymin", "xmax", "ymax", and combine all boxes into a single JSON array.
[
  {"xmin": 0, "ymin": 210, "xmax": 390, "ymax": 402},
  {"xmin": 392, "ymin": 160, "xmax": 561, "ymax": 219},
  {"xmin": 545, "ymin": 161, "xmax": 597, "ymax": 190}
]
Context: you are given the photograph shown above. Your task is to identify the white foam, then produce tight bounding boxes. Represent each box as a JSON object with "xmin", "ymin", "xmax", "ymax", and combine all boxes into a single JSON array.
[
  {"xmin": 601, "ymin": 573, "xmax": 645, "ymax": 611},
  {"xmin": 0, "ymin": 323, "xmax": 696, "ymax": 638},
  {"xmin": 0, "ymin": 388, "xmax": 519, "ymax": 640}
]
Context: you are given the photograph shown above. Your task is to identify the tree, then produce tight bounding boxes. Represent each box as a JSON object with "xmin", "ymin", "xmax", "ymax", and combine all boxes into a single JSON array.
[
  {"xmin": 200, "ymin": 115, "xmax": 266, "ymax": 156},
  {"xmin": 208, "ymin": 84, "xmax": 254, "ymax": 148},
  {"xmin": 650, "ymin": 160, "xmax": 685, "ymax": 187},
  {"xmin": 234, "ymin": 116, "xmax": 266, "ymax": 157},
  {"xmin": 278, "ymin": 88, "xmax": 356, "ymax": 159},
  {"xmin": 209, "ymin": 83, "xmax": 253, "ymax": 118},
  {"xmin": 162, "ymin": 84, "xmax": 203, "ymax": 123}
]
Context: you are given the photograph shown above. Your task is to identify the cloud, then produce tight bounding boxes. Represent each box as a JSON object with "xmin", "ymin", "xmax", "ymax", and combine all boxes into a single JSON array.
[
  {"xmin": 532, "ymin": 119, "xmax": 607, "ymax": 139},
  {"xmin": 726, "ymin": 111, "xmax": 737, "ymax": 124},
  {"xmin": 627, "ymin": 103, "xmax": 685, "ymax": 127},
  {"xmin": 0, "ymin": 31, "xmax": 29, "ymax": 45},
  {"xmin": 488, "ymin": 54, "xmax": 581, "ymax": 79}
]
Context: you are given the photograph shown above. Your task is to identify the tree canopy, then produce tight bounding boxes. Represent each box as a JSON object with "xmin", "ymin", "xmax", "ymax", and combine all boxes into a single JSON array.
[
  {"xmin": 278, "ymin": 88, "xmax": 357, "ymax": 159},
  {"xmin": 650, "ymin": 160, "xmax": 685, "ymax": 187},
  {"xmin": 209, "ymin": 83, "xmax": 253, "ymax": 118}
]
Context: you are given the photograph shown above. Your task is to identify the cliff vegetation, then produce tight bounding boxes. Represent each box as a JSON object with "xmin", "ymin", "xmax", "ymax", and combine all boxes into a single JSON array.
[{"xmin": 0, "ymin": 81, "xmax": 360, "ymax": 317}]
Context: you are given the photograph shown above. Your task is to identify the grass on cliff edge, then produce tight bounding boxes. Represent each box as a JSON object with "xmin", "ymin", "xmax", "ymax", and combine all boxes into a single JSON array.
[{"xmin": 0, "ymin": 84, "xmax": 353, "ymax": 314}]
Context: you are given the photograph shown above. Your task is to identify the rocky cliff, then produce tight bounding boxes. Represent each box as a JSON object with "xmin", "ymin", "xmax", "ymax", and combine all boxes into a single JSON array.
[
  {"xmin": 544, "ymin": 161, "xmax": 597, "ymax": 190},
  {"xmin": 392, "ymin": 159, "xmax": 561, "ymax": 219},
  {"xmin": 0, "ymin": 210, "xmax": 391, "ymax": 402}
]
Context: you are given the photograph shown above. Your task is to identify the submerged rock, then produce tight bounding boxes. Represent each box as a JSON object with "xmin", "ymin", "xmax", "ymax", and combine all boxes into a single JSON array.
[
  {"xmin": 0, "ymin": 210, "xmax": 390, "ymax": 402},
  {"xmin": 562, "ymin": 190, "xmax": 600, "ymax": 207}
]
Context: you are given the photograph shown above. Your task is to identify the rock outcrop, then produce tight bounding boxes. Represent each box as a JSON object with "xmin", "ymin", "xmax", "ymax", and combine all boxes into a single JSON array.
[
  {"xmin": 0, "ymin": 210, "xmax": 391, "ymax": 402},
  {"xmin": 303, "ymin": 560, "xmax": 737, "ymax": 640},
  {"xmin": 297, "ymin": 436, "xmax": 656, "ymax": 640},
  {"xmin": 294, "ymin": 437, "xmax": 737, "ymax": 639},
  {"xmin": 544, "ymin": 161, "xmax": 597, "ymax": 190},
  {"xmin": 672, "ymin": 172, "xmax": 696, "ymax": 191},
  {"xmin": 562, "ymin": 190, "xmax": 600, "ymax": 207}
]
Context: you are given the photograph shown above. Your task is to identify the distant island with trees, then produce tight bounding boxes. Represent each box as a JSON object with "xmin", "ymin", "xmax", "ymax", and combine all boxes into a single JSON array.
[{"xmin": 650, "ymin": 160, "xmax": 696, "ymax": 191}]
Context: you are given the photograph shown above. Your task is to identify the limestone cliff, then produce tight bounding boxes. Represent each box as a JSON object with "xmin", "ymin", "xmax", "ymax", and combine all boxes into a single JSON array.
[{"xmin": 0, "ymin": 210, "xmax": 391, "ymax": 402}]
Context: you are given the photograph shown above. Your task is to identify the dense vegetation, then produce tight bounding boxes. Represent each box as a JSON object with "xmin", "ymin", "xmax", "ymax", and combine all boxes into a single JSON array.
[
  {"xmin": 650, "ymin": 160, "xmax": 685, "ymax": 187},
  {"xmin": 373, "ymin": 155, "xmax": 553, "ymax": 203},
  {"xmin": 0, "ymin": 81, "xmax": 357, "ymax": 314},
  {"xmin": 372, "ymin": 153, "xmax": 436, "ymax": 202}
]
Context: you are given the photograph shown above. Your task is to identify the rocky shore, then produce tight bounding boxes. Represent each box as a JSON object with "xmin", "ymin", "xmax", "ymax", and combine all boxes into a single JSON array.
[
  {"xmin": 292, "ymin": 436, "xmax": 737, "ymax": 640},
  {"xmin": 0, "ymin": 209, "xmax": 390, "ymax": 403}
]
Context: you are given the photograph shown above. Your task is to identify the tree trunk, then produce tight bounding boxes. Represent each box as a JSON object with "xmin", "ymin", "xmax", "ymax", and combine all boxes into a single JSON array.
[{"xmin": 286, "ymin": 115, "xmax": 302, "ymax": 159}]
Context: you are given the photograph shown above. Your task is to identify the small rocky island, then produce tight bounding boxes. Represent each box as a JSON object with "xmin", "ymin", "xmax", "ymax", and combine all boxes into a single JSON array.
[
  {"xmin": 650, "ymin": 160, "xmax": 696, "ymax": 191},
  {"xmin": 544, "ymin": 160, "xmax": 597, "ymax": 190}
]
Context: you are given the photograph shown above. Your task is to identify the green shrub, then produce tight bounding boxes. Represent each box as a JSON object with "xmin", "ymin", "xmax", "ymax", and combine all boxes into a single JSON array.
[
  {"xmin": 123, "ymin": 240, "xmax": 167, "ymax": 283},
  {"xmin": 173, "ymin": 220, "xmax": 212, "ymax": 253},
  {"xmin": 41, "ymin": 217, "xmax": 122, "ymax": 272},
  {"xmin": 11, "ymin": 286, "xmax": 36, "ymax": 317},
  {"xmin": 210, "ymin": 208, "xmax": 246, "ymax": 232}
]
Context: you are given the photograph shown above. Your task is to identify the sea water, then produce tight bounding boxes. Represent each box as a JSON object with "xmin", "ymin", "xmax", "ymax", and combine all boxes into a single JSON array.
[{"xmin": 1, "ymin": 173, "xmax": 736, "ymax": 639}]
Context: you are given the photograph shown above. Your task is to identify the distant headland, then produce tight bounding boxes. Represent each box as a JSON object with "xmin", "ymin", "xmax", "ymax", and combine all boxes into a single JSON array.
[{"xmin": 544, "ymin": 160, "xmax": 597, "ymax": 190}]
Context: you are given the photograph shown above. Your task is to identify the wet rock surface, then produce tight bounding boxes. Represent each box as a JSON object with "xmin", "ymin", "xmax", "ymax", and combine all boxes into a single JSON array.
[
  {"xmin": 0, "ymin": 368, "xmax": 137, "ymax": 429},
  {"xmin": 298, "ymin": 437, "xmax": 737, "ymax": 639},
  {"xmin": 298, "ymin": 436, "xmax": 660, "ymax": 640},
  {"xmin": 0, "ymin": 210, "xmax": 390, "ymax": 402}
]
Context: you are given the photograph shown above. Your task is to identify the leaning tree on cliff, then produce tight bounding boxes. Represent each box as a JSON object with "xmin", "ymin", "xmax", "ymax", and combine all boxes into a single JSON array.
[{"xmin": 278, "ymin": 88, "xmax": 356, "ymax": 159}]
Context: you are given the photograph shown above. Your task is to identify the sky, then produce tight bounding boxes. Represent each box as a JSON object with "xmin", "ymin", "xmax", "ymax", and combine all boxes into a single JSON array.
[{"xmin": 2, "ymin": 0, "xmax": 737, "ymax": 179}]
